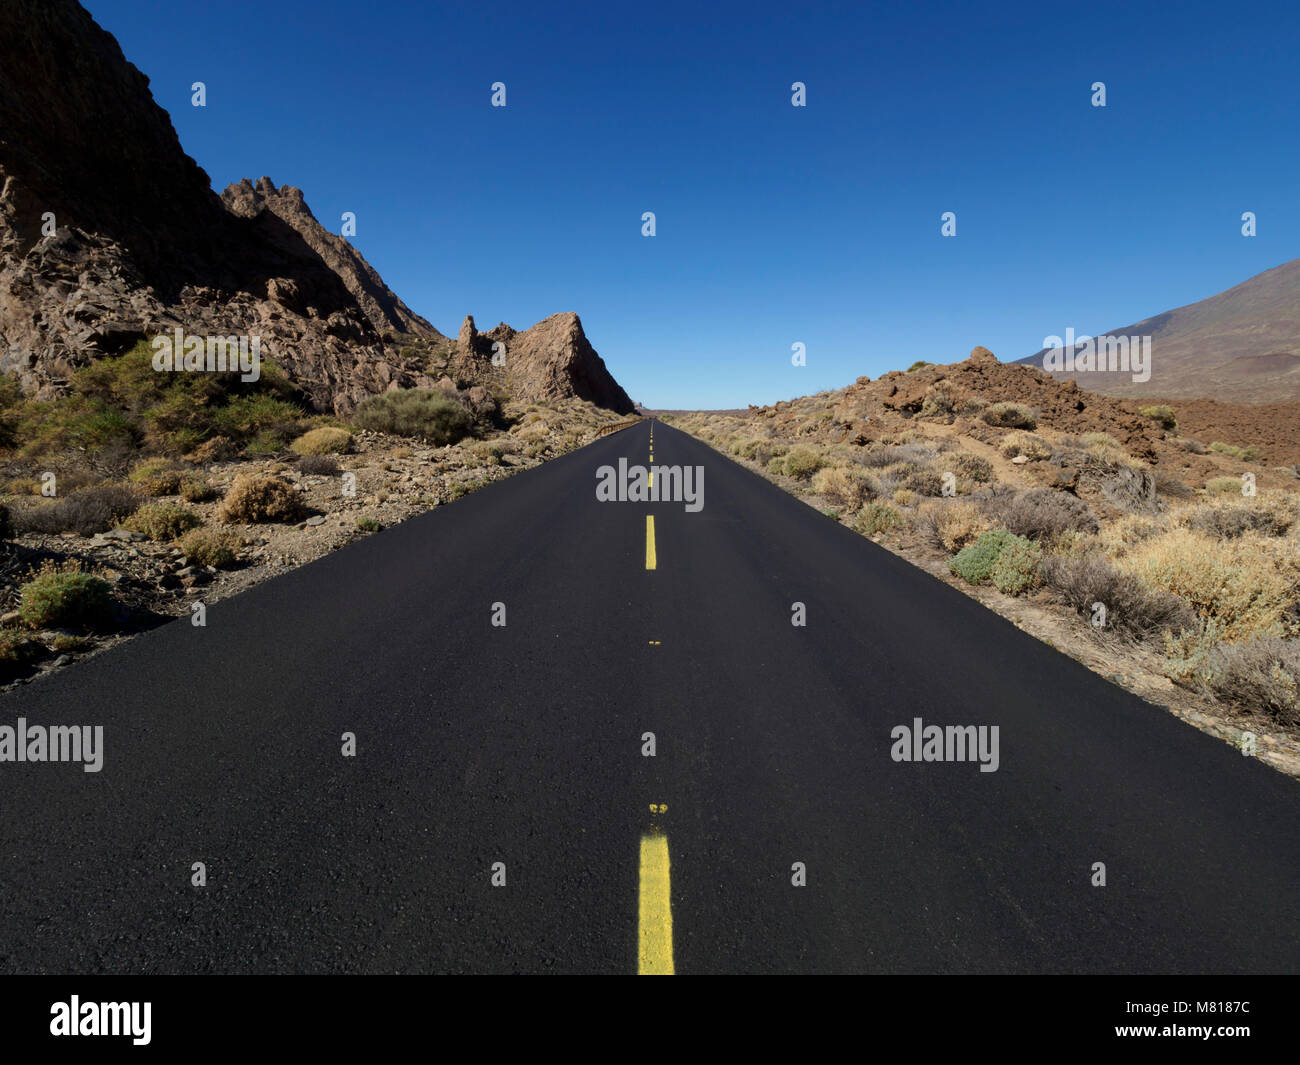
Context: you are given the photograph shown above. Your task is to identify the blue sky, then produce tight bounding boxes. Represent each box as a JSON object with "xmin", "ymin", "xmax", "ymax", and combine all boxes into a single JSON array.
[{"xmin": 89, "ymin": 0, "xmax": 1300, "ymax": 409}]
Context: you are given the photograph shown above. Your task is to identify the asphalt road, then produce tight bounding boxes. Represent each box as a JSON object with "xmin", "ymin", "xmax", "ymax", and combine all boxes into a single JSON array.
[{"xmin": 0, "ymin": 420, "xmax": 1297, "ymax": 974}]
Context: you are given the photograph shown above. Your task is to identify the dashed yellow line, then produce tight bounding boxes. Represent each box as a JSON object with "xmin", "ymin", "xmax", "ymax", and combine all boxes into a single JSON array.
[
  {"xmin": 645, "ymin": 514, "xmax": 657, "ymax": 570},
  {"xmin": 638, "ymin": 831, "xmax": 674, "ymax": 975}
]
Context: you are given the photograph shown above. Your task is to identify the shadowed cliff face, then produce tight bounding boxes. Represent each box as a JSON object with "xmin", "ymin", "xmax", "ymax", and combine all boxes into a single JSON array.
[{"xmin": 0, "ymin": 0, "xmax": 634, "ymax": 416}]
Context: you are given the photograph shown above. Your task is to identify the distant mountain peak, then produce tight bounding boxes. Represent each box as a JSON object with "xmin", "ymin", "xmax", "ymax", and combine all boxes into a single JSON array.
[{"xmin": 1017, "ymin": 257, "xmax": 1300, "ymax": 401}]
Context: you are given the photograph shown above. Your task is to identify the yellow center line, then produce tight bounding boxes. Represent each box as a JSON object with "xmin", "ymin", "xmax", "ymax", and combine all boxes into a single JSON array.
[
  {"xmin": 645, "ymin": 514, "xmax": 657, "ymax": 570},
  {"xmin": 638, "ymin": 832, "xmax": 674, "ymax": 975}
]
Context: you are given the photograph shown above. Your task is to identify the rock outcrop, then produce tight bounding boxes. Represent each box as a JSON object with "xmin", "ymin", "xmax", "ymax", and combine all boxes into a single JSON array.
[
  {"xmin": 0, "ymin": 0, "xmax": 633, "ymax": 417},
  {"xmin": 457, "ymin": 312, "xmax": 634, "ymax": 412}
]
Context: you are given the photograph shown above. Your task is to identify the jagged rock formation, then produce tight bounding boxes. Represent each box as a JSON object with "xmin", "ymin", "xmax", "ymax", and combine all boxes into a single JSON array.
[
  {"xmin": 0, "ymin": 0, "xmax": 633, "ymax": 417},
  {"xmin": 454, "ymin": 313, "xmax": 633, "ymax": 412}
]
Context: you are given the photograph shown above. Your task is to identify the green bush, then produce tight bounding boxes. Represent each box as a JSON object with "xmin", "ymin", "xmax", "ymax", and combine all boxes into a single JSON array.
[
  {"xmin": 1209, "ymin": 441, "xmax": 1260, "ymax": 462},
  {"xmin": 2, "ymin": 341, "xmax": 307, "ymax": 460},
  {"xmin": 124, "ymin": 502, "xmax": 202, "ymax": 541},
  {"xmin": 353, "ymin": 389, "xmax": 473, "ymax": 444},
  {"xmin": 17, "ymin": 561, "xmax": 113, "ymax": 630},
  {"xmin": 0, "ymin": 627, "xmax": 43, "ymax": 680},
  {"xmin": 781, "ymin": 446, "xmax": 824, "ymax": 480},
  {"xmin": 949, "ymin": 529, "xmax": 1016, "ymax": 585},
  {"xmin": 1206, "ymin": 476, "xmax": 1246, "ymax": 497},
  {"xmin": 356, "ymin": 518, "xmax": 381, "ymax": 533},
  {"xmin": 856, "ymin": 503, "xmax": 902, "ymax": 535},
  {"xmin": 1138, "ymin": 404, "xmax": 1178, "ymax": 431},
  {"xmin": 990, "ymin": 535, "xmax": 1043, "ymax": 595},
  {"xmin": 906, "ymin": 360, "xmax": 932, "ymax": 371}
]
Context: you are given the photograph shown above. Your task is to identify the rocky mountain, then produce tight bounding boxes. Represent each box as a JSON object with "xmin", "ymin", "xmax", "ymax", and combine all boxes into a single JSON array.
[
  {"xmin": 1017, "ymin": 257, "xmax": 1300, "ymax": 401},
  {"xmin": 0, "ymin": 0, "xmax": 633, "ymax": 416}
]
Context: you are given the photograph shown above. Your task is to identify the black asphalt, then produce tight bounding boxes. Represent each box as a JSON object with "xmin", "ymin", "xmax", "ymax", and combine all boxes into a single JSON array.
[{"xmin": 0, "ymin": 420, "xmax": 1297, "ymax": 974}]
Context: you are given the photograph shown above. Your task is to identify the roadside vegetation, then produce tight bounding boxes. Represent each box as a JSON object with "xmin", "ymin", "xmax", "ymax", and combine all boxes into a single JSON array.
[
  {"xmin": 0, "ymin": 337, "xmax": 633, "ymax": 684},
  {"xmin": 664, "ymin": 347, "xmax": 1300, "ymax": 751}
]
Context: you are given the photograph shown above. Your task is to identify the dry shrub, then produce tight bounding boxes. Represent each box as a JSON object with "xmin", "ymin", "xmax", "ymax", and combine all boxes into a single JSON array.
[
  {"xmin": 983, "ymin": 488, "xmax": 1097, "ymax": 541},
  {"xmin": 178, "ymin": 528, "xmax": 241, "ymax": 568},
  {"xmin": 782, "ymin": 446, "xmax": 824, "ymax": 480},
  {"xmin": 859, "ymin": 443, "xmax": 936, "ymax": 469},
  {"xmin": 297, "ymin": 454, "xmax": 341, "ymax": 476},
  {"xmin": 291, "ymin": 426, "xmax": 353, "ymax": 455},
  {"xmin": 918, "ymin": 382, "xmax": 959, "ymax": 419},
  {"xmin": 1179, "ymin": 499, "xmax": 1295, "ymax": 539},
  {"xmin": 1206, "ymin": 476, "xmax": 1247, "ymax": 497},
  {"xmin": 516, "ymin": 422, "xmax": 549, "ymax": 444},
  {"xmin": 1153, "ymin": 469, "xmax": 1194, "ymax": 498},
  {"xmin": 1199, "ymin": 637, "xmax": 1300, "ymax": 726},
  {"xmin": 919, "ymin": 500, "xmax": 995, "ymax": 553},
  {"xmin": 903, "ymin": 466, "xmax": 946, "ymax": 497},
  {"xmin": 1138, "ymin": 404, "xmax": 1178, "ymax": 431},
  {"xmin": 952, "ymin": 452, "xmax": 994, "ymax": 483},
  {"xmin": 1116, "ymin": 528, "xmax": 1300, "ymax": 643},
  {"xmin": 128, "ymin": 457, "xmax": 185, "ymax": 496},
  {"xmin": 179, "ymin": 475, "xmax": 217, "ymax": 502},
  {"xmin": 1041, "ymin": 552, "xmax": 1196, "ymax": 641},
  {"xmin": 1099, "ymin": 464, "xmax": 1162, "ymax": 513},
  {"xmin": 12, "ymin": 483, "xmax": 141, "ymax": 536},
  {"xmin": 999, "ymin": 431, "xmax": 1052, "ymax": 460},
  {"xmin": 216, "ymin": 474, "xmax": 306, "ymax": 524},
  {"xmin": 981, "ymin": 402, "xmax": 1037, "ymax": 429},
  {"xmin": 184, "ymin": 436, "xmax": 239, "ymax": 464},
  {"xmin": 1095, "ymin": 513, "xmax": 1169, "ymax": 557},
  {"xmin": 856, "ymin": 503, "xmax": 904, "ymax": 535},
  {"xmin": 811, "ymin": 466, "xmax": 875, "ymax": 510},
  {"xmin": 123, "ymin": 502, "xmax": 201, "ymax": 541}
]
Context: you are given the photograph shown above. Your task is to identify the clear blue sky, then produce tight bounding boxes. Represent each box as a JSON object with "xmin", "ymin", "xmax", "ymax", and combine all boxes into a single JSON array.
[{"xmin": 89, "ymin": 0, "xmax": 1300, "ymax": 409}]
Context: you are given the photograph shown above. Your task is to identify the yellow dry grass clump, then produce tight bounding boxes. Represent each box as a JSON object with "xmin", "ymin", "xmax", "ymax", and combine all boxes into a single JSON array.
[
  {"xmin": 1115, "ymin": 527, "xmax": 1300, "ymax": 643},
  {"xmin": 920, "ymin": 500, "xmax": 994, "ymax": 552}
]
